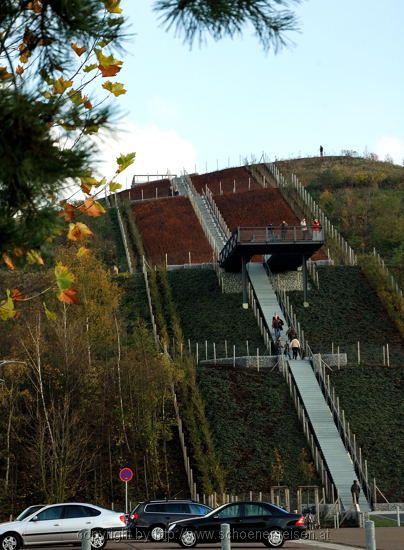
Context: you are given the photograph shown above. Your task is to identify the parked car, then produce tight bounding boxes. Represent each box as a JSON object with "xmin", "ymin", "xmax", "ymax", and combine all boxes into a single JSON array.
[
  {"xmin": 0, "ymin": 503, "xmax": 126, "ymax": 550},
  {"xmin": 15, "ymin": 507, "xmax": 45, "ymax": 522},
  {"xmin": 127, "ymin": 500, "xmax": 212, "ymax": 542},
  {"xmin": 167, "ymin": 501, "xmax": 306, "ymax": 548}
]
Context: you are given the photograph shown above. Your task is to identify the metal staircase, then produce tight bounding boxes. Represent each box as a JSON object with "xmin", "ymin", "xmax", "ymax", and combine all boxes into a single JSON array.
[{"xmin": 247, "ymin": 262, "xmax": 371, "ymax": 512}]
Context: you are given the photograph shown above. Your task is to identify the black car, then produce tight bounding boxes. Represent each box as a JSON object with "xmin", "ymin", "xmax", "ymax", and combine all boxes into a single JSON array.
[
  {"xmin": 127, "ymin": 500, "xmax": 212, "ymax": 542},
  {"xmin": 167, "ymin": 501, "xmax": 306, "ymax": 548}
]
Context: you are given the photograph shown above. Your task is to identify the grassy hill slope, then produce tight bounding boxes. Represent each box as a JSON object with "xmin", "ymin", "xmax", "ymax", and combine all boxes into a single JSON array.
[{"xmin": 277, "ymin": 156, "xmax": 404, "ymax": 286}]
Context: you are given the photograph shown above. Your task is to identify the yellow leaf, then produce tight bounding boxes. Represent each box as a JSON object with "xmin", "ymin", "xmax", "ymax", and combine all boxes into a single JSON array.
[
  {"xmin": 103, "ymin": 0, "xmax": 123, "ymax": 14},
  {"xmin": 26, "ymin": 249, "xmax": 44, "ymax": 266},
  {"xmin": 43, "ymin": 302, "xmax": 57, "ymax": 321},
  {"xmin": 71, "ymin": 42, "xmax": 87, "ymax": 56},
  {"xmin": 52, "ymin": 76, "xmax": 73, "ymax": 94},
  {"xmin": 67, "ymin": 222, "xmax": 93, "ymax": 241},
  {"xmin": 77, "ymin": 246, "xmax": 91, "ymax": 258},
  {"xmin": 83, "ymin": 63, "xmax": 98, "ymax": 73},
  {"xmin": 68, "ymin": 89, "xmax": 84, "ymax": 106},
  {"xmin": 55, "ymin": 262, "xmax": 75, "ymax": 290},
  {"xmin": 0, "ymin": 290, "xmax": 17, "ymax": 321},
  {"xmin": 94, "ymin": 48, "xmax": 123, "ymax": 68},
  {"xmin": 102, "ymin": 80, "xmax": 126, "ymax": 96},
  {"xmin": 109, "ymin": 181, "xmax": 122, "ymax": 192},
  {"xmin": 116, "ymin": 152, "xmax": 136, "ymax": 174}
]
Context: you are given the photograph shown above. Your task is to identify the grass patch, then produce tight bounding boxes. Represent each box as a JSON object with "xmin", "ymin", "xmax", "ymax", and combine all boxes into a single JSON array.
[
  {"xmin": 197, "ymin": 367, "xmax": 319, "ymax": 493},
  {"xmin": 288, "ymin": 266, "xmax": 404, "ymax": 366},
  {"xmin": 168, "ymin": 268, "xmax": 266, "ymax": 357},
  {"xmin": 331, "ymin": 367, "xmax": 404, "ymax": 502}
]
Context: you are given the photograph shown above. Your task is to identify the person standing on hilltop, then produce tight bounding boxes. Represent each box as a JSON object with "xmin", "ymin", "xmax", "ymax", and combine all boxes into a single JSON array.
[{"xmin": 320, "ymin": 145, "xmax": 324, "ymax": 157}]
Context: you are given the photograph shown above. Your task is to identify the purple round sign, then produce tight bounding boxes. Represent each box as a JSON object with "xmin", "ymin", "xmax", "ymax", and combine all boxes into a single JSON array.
[{"xmin": 119, "ymin": 467, "xmax": 133, "ymax": 482}]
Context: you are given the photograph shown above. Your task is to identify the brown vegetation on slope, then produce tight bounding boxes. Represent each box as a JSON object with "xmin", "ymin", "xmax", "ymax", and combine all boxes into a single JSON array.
[
  {"xmin": 191, "ymin": 167, "xmax": 260, "ymax": 195},
  {"xmin": 132, "ymin": 197, "xmax": 213, "ymax": 265}
]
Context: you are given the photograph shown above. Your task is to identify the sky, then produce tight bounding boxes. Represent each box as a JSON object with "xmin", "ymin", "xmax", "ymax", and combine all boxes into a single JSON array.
[{"xmin": 97, "ymin": 0, "xmax": 404, "ymax": 185}]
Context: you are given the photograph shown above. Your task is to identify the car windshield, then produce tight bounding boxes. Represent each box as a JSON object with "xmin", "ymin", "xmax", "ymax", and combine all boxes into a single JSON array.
[{"xmin": 16, "ymin": 506, "xmax": 45, "ymax": 521}]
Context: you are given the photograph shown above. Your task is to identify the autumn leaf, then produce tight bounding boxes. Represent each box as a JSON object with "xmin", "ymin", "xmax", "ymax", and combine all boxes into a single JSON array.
[
  {"xmin": 99, "ymin": 64, "xmax": 121, "ymax": 77},
  {"xmin": 2, "ymin": 253, "xmax": 15, "ymax": 270},
  {"xmin": 83, "ymin": 98, "xmax": 92, "ymax": 109},
  {"xmin": 11, "ymin": 289, "xmax": 26, "ymax": 301},
  {"xmin": 43, "ymin": 302, "xmax": 57, "ymax": 321},
  {"xmin": 60, "ymin": 202, "xmax": 75, "ymax": 222},
  {"xmin": 26, "ymin": 1, "xmax": 43, "ymax": 13},
  {"xmin": 79, "ymin": 198, "xmax": 106, "ymax": 217},
  {"xmin": 77, "ymin": 246, "xmax": 90, "ymax": 258},
  {"xmin": 13, "ymin": 248, "xmax": 24, "ymax": 257},
  {"xmin": 68, "ymin": 89, "xmax": 84, "ymax": 106},
  {"xmin": 116, "ymin": 152, "xmax": 136, "ymax": 173},
  {"xmin": 98, "ymin": 38, "xmax": 111, "ymax": 48},
  {"xmin": 83, "ymin": 63, "xmax": 98, "ymax": 73},
  {"xmin": 0, "ymin": 67, "xmax": 13, "ymax": 81},
  {"xmin": 58, "ymin": 288, "xmax": 78, "ymax": 304},
  {"xmin": 0, "ymin": 290, "xmax": 17, "ymax": 321},
  {"xmin": 19, "ymin": 50, "xmax": 31, "ymax": 64},
  {"xmin": 103, "ymin": 0, "xmax": 123, "ymax": 14},
  {"xmin": 55, "ymin": 262, "xmax": 75, "ymax": 291},
  {"xmin": 102, "ymin": 81, "xmax": 126, "ymax": 96},
  {"xmin": 109, "ymin": 181, "xmax": 122, "ymax": 192},
  {"xmin": 26, "ymin": 249, "xmax": 44, "ymax": 266},
  {"xmin": 71, "ymin": 42, "xmax": 87, "ymax": 56},
  {"xmin": 94, "ymin": 49, "xmax": 123, "ymax": 67},
  {"xmin": 52, "ymin": 76, "xmax": 73, "ymax": 94},
  {"xmin": 16, "ymin": 65, "xmax": 24, "ymax": 75},
  {"xmin": 67, "ymin": 222, "xmax": 93, "ymax": 241}
]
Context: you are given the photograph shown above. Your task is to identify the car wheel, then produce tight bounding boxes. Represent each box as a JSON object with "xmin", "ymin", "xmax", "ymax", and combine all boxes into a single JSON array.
[
  {"xmin": 179, "ymin": 529, "xmax": 197, "ymax": 548},
  {"xmin": 0, "ymin": 534, "xmax": 21, "ymax": 550},
  {"xmin": 149, "ymin": 525, "xmax": 165, "ymax": 542},
  {"xmin": 263, "ymin": 528, "xmax": 284, "ymax": 548},
  {"xmin": 90, "ymin": 529, "xmax": 107, "ymax": 550}
]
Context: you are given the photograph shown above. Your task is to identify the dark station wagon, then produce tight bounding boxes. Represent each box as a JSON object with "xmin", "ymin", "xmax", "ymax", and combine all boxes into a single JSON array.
[{"xmin": 127, "ymin": 500, "xmax": 212, "ymax": 542}]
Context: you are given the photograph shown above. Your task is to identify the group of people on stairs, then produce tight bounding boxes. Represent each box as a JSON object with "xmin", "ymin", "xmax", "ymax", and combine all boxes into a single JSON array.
[{"xmin": 272, "ymin": 313, "xmax": 301, "ymax": 359}]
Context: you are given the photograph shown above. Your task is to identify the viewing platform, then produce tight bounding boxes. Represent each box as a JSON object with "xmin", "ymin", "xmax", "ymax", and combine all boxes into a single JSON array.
[{"xmin": 219, "ymin": 225, "xmax": 324, "ymax": 272}]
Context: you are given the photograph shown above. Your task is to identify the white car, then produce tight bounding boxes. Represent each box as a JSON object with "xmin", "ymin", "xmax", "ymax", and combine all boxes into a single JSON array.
[{"xmin": 0, "ymin": 503, "xmax": 126, "ymax": 550}]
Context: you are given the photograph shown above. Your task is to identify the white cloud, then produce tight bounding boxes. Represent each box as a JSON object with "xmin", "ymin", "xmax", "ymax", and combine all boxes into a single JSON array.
[
  {"xmin": 373, "ymin": 136, "xmax": 404, "ymax": 165},
  {"xmin": 92, "ymin": 121, "xmax": 197, "ymax": 186}
]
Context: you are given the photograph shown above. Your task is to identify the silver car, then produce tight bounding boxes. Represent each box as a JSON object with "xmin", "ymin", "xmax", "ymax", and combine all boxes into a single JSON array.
[{"xmin": 0, "ymin": 503, "xmax": 126, "ymax": 550}]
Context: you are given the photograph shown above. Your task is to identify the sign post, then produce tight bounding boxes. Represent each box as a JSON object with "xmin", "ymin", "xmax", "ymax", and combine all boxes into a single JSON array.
[{"xmin": 119, "ymin": 468, "xmax": 133, "ymax": 514}]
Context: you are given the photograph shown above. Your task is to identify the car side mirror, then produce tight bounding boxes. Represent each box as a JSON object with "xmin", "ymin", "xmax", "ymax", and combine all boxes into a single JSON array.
[{"xmin": 31, "ymin": 516, "xmax": 39, "ymax": 522}]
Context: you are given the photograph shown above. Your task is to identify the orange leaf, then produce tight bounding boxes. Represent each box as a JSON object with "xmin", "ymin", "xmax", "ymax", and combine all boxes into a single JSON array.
[
  {"xmin": 13, "ymin": 247, "xmax": 24, "ymax": 257},
  {"xmin": 81, "ymin": 182, "xmax": 93, "ymax": 195},
  {"xmin": 67, "ymin": 222, "xmax": 93, "ymax": 241},
  {"xmin": 99, "ymin": 64, "xmax": 121, "ymax": 77},
  {"xmin": 16, "ymin": 65, "xmax": 24, "ymax": 75},
  {"xmin": 60, "ymin": 202, "xmax": 76, "ymax": 222},
  {"xmin": 79, "ymin": 198, "xmax": 106, "ymax": 218},
  {"xmin": 2, "ymin": 253, "xmax": 15, "ymax": 270},
  {"xmin": 83, "ymin": 98, "xmax": 93, "ymax": 110},
  {"xmin": 58, "ymin": 288, "xmax": 78, "ymax": 304},
  {"xmin": 26, "ymin": 1, "xmax": 43, "ymax": 13},
  {"xmin": 0, "ymin": 67, "xmax": 13, "ymax": 81},
  {"xmin": 71, "ymin": 43, "xmax": 87, "ymax": 56},
  {"xmin": 11, "ymin": 288, "xmax": 26, "ymax": 301}
]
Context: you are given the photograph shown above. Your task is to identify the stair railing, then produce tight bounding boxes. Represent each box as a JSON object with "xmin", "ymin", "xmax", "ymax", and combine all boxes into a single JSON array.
[{"xmin": 204, "ymin": 185, "xmax": 231, "ymax": 239}]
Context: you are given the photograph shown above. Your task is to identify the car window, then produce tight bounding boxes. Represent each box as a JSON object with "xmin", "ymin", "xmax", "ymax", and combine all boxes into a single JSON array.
[
  {"xmin": 145, "ymin": 504, "xmax": 165, "ymax": 513},
  {"xmin": 165, "ymin": 503, "xmax": 189, "ymax": 514},
  {"xmin": 81, "ymin": 506, "xmax": 101, "ymax": 517},
  {"xmin": 189, "ymin": 504, "xmax": 211, "ymax": 516},
  {"xmin": 35, "ymin": 506, "xmax": 64, "ymax": 521},
  {"xmin": 17, "ymin": 506, "xmax": 45, "ymax": 521},
  {"xmin": 243, "ymin": 504, "xmax": 271, "ymax": 517},
  {"xmin": 216, "ymin": 504, "xmax": 243, "ymax": 519}
]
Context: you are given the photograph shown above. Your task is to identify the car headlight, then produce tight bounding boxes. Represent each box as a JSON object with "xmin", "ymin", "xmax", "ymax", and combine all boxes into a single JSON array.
[{"xmin": 168, "ymin": 524, "xmax": 176, "ymax": 532}]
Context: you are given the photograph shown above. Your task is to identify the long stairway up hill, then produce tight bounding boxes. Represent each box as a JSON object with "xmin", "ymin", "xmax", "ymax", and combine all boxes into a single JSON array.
[{"xmin": 247, "ymin": 263, "xmax": 371, "ymax": 512}]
